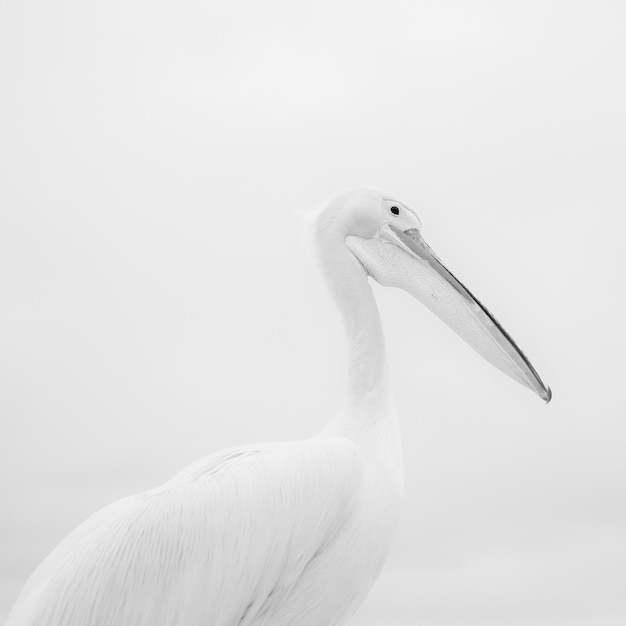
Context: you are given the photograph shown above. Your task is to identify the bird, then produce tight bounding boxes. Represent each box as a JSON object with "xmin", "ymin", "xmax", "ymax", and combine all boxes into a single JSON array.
[{"xmin": 6, "ymin": 188, "xmax": 551, "ymax": 626}]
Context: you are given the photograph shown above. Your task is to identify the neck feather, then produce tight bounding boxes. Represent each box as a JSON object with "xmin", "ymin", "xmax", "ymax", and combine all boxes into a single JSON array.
[{"xmin": 318, "ymin": 232, "xmax": 390, "ymax": 412}]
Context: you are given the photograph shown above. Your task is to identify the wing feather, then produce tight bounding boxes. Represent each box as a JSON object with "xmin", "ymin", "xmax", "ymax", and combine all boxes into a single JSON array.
[{"xmin": 7, "ymin": 437, "xmax": 362, "ymax": 626}]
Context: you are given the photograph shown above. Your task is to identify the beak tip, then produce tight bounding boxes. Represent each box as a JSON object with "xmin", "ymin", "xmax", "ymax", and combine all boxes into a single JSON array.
[{"xmin": 542, "ymin": 385, "xmax": 553, "ymax": 404}]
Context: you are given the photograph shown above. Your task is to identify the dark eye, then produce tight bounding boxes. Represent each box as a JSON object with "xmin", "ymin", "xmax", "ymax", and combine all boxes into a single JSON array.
[{"xmin": 390, "ymin": 206, "xmax": 400, "ymax": 216}]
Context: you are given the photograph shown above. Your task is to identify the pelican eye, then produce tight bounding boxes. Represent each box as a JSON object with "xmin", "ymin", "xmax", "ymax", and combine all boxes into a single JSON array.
[{"xmin": 390, "ymin": 206, "xmax": 400, "ymax": 216}]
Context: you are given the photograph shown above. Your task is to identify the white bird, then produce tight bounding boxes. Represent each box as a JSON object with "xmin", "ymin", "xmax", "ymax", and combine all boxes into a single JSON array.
[{"xmin": 6, "ymin": 188, "xmax": 550, "ymax": 626}]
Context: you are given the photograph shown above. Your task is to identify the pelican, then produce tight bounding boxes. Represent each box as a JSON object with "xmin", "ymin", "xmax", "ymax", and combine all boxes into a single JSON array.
[{"xmin": 6, "ymin": 188, "xmax": 550, "ymax": 626}]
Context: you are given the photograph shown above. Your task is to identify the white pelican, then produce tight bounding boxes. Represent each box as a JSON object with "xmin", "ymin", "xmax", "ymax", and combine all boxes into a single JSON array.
[{"xmin": 6, "ymin": 188, "xmax": 550, "ymax": 626}]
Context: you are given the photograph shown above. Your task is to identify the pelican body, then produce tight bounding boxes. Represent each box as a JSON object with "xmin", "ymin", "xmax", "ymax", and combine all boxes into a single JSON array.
[{"xmin": 6, "ymin": 189, "xmax": 550, "ymax": 626}]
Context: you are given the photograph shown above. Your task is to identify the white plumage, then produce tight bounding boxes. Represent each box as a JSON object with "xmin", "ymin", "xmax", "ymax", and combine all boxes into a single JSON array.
[
  {"xmin": 10, "ymin": 438, "xmax": 402, "ymax": 625},
  {"xmin": 6, "ymin": 188, "xmax": 548, "ymax": 626}
]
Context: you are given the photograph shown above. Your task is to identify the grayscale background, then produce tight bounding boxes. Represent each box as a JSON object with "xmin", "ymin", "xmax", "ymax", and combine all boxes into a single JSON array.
[{"xmin": 1, "ymin": 1, "xmax": 625, "ymax": 624}]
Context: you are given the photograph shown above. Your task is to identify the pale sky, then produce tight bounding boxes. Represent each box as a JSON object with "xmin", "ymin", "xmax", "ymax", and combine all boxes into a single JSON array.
[{"xmin": 1, "ymin": 1, "xmax": 625, "ymax": 624}]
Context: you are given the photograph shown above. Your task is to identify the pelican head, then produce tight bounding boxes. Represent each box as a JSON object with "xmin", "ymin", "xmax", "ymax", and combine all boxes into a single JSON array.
[{"xmin": 317, "ymin": 188, "xmax": 551, "ymax": 402}]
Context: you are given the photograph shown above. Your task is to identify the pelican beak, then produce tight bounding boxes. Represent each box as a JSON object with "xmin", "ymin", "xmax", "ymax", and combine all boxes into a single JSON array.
[{"xmin": 346, "ymin": 224, "xmax": 551, "ymax": 402}]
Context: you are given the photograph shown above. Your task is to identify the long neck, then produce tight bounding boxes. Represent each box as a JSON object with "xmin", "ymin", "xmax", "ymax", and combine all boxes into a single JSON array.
[{"xmin": 318, "ymin": 232, "xmax": 391, "ymax": 416}]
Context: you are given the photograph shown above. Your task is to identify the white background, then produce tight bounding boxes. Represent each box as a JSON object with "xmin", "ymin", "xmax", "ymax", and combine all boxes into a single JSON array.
[{"xmin": 1, "ymin": 1, "xmax": 625, "ymax": 624}]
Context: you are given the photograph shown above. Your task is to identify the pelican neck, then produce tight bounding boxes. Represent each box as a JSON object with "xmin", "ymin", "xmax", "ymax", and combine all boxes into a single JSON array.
[{"xmin": 318, "ymin": 233, "xmax": 391, "ymax": 414}]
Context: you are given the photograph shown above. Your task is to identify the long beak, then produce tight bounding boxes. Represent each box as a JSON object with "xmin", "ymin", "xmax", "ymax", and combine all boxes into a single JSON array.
[{"xmin": 346, "ymin": 224, "xmax": 551, "ymax": 402}]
